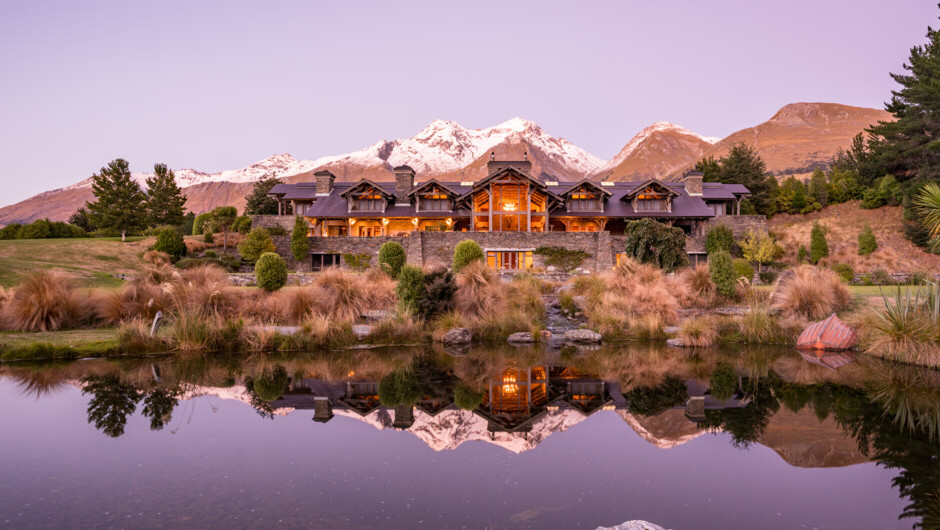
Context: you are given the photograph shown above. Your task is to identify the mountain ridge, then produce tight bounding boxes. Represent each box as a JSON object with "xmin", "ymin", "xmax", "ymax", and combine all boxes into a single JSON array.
[{"xmin": 0, "ymin": 102, "xmax": 891, "ymax": 225}]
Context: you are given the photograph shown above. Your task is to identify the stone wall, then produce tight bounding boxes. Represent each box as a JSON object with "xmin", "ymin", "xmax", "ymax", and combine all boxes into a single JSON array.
[
  {"xmin": 704, "ymin": 215, "xmax": 767, "ymax": 237},
  {"xmin": 299, "ymin": 231, "xmax": 615, "ymax": 271},
  {"xmin": 252, "ymin": 215, "xmax": 295, "ymax": 232}
]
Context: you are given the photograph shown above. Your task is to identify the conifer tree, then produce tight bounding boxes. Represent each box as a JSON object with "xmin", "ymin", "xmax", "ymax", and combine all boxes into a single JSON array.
[
  {"xmin": 244, "ymin": 174, "xmax": 286, "ymax": 215},
  {"xmin": 699, "ymin": 143, "xmax": 778, "ymax": 216},
  {"xmin": 810, "ymin": 222, "xmax": 829, "ymax": 264},
  {"xmin": 145, "ymin": 163, "xmax": 187, "ymax": 228},
  {"xmin": 84, "ymin": 158, "xmax": 147, "ymax": 241}
]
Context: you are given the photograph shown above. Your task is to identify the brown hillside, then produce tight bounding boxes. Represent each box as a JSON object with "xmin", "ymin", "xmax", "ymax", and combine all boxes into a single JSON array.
[
  {"xmin": 598, "ymin": 128, "xmax": 714, "ymax": 182},
  {"xmin": 703, "ymin": 102, "xmax": 891, "ymax": 177},
  {"xmin": 769, "ymin": 201, "xmax": 940, "ymax": 273}
]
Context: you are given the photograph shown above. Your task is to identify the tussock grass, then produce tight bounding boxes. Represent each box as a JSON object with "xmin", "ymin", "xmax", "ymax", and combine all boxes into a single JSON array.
[
  {"xmin": 0, "ymin": 270, "xmax": 93, "ymax": 332},
  {"xmin": 679, "ymin": 316, "xmax": 720, "ymax": 347},
  {"xmin": 314, "ymin": 267, "xmax": 374, "ymax": 322},
  {"xmin": 770, "ymin": 265, "xmax": 851, "ymax": 320},
  {"xmin": 672, "ymin": 264, "xmax": 716, "ymax": 309},
  {"xmin": 454, "ymin": 261, "xmax": 504, "ymax": 320},
  {"xmin": 858, "ymin": 284, "xmax": 940, "ymax": 366},
  {"xmin": 366, "ymin": 306, "xmax": 425, "ymax": 345}
]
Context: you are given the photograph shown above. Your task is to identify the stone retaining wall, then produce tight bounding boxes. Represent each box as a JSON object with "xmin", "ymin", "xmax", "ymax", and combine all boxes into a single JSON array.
[
  {"xmin": 704, "ymin": 215, "xmax": 767, "ymax": 237},
  {"xmin": 251, "ymin": 215, "xmax": 295, "ymax": 232}
]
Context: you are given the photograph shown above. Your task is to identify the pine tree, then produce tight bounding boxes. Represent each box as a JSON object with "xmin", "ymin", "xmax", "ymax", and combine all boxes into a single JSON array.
[
  {"xmin": 244, "ymin": 174, "xmax": 286, "ymax": 215},
  {"xmin": 84, "ymin": 159, "xmax": 147, "ymax": 241},
  {"xmin": 810, "ymin": 222, "xmax": 829, "ymax": 264},
  {"xmin": 145, "ymin": 163, "xmax": 187, "ymax": 228},
  {"xmin": 808, "ymin": 169, "xmax": 828, "ymax": 207},
  {"xmin": 700, "ymin": 143, "xmax": 778, "ymax": 216}
]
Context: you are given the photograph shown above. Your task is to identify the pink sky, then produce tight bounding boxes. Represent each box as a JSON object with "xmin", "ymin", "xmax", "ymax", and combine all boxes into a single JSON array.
[{"xmin": 0, "ymin": 0, "xmax": 935, "ymax": 205}]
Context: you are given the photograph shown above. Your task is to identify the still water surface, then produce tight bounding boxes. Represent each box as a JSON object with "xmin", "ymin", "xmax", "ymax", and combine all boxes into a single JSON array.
[{"xmin": 0, "ymin": 344, "xmax": 936, "ymax": 529}]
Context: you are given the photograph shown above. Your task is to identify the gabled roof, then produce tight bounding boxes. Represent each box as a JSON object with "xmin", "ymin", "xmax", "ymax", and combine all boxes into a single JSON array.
[
  {"xmin": 339, "ymin": 179, "xmax": 395, "ymax": 199},
  {"xmin": 559, "ymin": 178, "xmax": 613, "ymax": 197},
  {"xmin": 456, "ymin": 166, "xmax": 562, "ymax": 203},
  {"xmin": 622, "ymin": 178, "xmax": 679, "ymax": 200},
  {"xmin": 407, "ymin": 178, "xmax": 462, "ymax": 198}
]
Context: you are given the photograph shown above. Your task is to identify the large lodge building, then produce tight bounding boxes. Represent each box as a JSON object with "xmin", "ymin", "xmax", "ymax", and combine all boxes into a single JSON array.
[{"xmin": 265, "ymin": 157, "xmax": 757, "ymax": 272}]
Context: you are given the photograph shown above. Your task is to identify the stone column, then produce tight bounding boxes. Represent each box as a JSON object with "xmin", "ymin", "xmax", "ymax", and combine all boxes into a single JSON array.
[{"xmin": 596, "ymin": 231, "xmax": 613, "ymax": 271}]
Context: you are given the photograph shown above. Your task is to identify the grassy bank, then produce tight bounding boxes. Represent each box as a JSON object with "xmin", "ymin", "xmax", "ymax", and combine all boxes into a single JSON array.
[
  {"xmin": 0, "ymin": 328, "xmax": 121, "ymax": 361},
  {"xmin": 0, "ymin": 237, "xmax": 149, "ymax": 288}
]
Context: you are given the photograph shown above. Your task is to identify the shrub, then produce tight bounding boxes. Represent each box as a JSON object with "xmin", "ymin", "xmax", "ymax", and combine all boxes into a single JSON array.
[
  {"xmin": 533, "ymin": 246, "xmax": 591, "ymax": 272},
  {"xmin": 623, "ymin": 376, "xmax": 688, "ymax": 417},
  {"xmin": 453, "ymin": 240, "xmax": 484, "ymax": 272},
  {"xmin": 831, "ymin": 263, "xmax": 854, "ymax": 283},
  {"xmin": 378, "ymin": 241, "xmax": 406, "ymax": 279},
  {"xmin": 709, "ymin": 251, "xmax": 736, "ymax": 298},
  {"xmin": 193, "ymin": 213, "xmax": 213, "ymax": 235},
  {"xmin": 732, "ymin": 258, "xmax": 754, "ymax": 282},
  {"xmin": 758, "ymin": 271, "xmax": 778, "ymax": 284},
  {"xmin": 255, "ymin": 252, "xmax": 287, "ymax": 291},
  {"xmin": 232, "ymin": 215, "xmax": 252, "ymax": 234},
  {"xmin": 858, "ymin": 225, "xmax": 878, "ymax": 256},
  {"xmin": 770, "ymin": 265, "xmax": 851, "ymax": 320},
  {"xmin": 239, "ymin": 228, "xmax": 276, "ymax": 261},
  {"xmin": 809, "ymin": 222, "xmax": 828, "ymax": 264},
  {"xmin": 797, "ymin": 245, "xmax": 807, "ymax": 263},
  {"xmin": 623, "ymin": 218, "xmax": 688, "ymax": 272},
  {"xmin": 705, "ymin": 223, "xmax": 735, "ymax": 255},
  {"xmin": 267, "ymin": 225, "xmax": 288, "ymax": 236},
  {"xmin": 174, "ymin": 257, "xmax": 223, "ymax": 270},
  {"xmin": 872, "ymin": 268, "xmax": 891, "ymax": 286},
  {"xmin": 290, "ymin": 216, "xmax": 310, "ymax": 261},
  {"xmin": 204, "ymin": 250, "xmax": 217, "ymax": 258},
  {"xmin": 0, "ymin": 271, "xmax": 91, "ymax": 331},
  {"xmin": 153, "ymin": 226, "xmax": 186, "ymax": 260},
  {"xmin": 0, "ymin": 223, "xmax": 22, "ymax": 240},
  {"xmin": 203, "ymin": 230, "xmax": 215, "ymax": 244},
  {"xmin": 709, "ymin": 362, "xmax": 738, "ymax": 401},
  {"xmin": 396, "ymin": 265, "xmax": 425, "ymax": 314},
  {"xmin": 859, "ymin": 285, "xmax": 939, "ymax": 364},
  {"xmin": 343, "ymin": 253, "xmax": 372, "ymax": 272},
  {"xmin": 454, "ymin": 383, "xmax": 484, "ymax": 411},
  {"xmin": 378, "ymin": 368, "xmax": 421, "ymax": 407},
  {"xmin": 418, "ymin": 267, "xmax": 457, "ymax": 319}
]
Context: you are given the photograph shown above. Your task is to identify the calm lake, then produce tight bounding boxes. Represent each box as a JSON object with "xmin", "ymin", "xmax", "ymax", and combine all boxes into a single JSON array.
[{"xmin": 0, "ymin": 344, "xmax": 936, "ymax": 529}]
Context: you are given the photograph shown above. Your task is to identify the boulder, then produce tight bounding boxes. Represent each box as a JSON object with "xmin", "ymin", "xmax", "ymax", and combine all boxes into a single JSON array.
[
  {"xmin": 564, "ymin": 328, "xmax": 602, "ymax": 343},
  {"xmin": 442, "ymin": 327, "xmax": 472, "ymax": 346},
  {"xmin": 666, "ymin": 338, "xmax": 686, "ymax": 348},
  {"xmin": 507, "ymin": 332, "xmax": 536, "ymax": 343}
]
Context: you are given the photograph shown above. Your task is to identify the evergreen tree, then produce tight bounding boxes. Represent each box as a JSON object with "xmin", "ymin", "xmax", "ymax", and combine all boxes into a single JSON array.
[
  {"xmin": 700, "ymin": 143, "xmax": 777, "ymax": 216},
  {"xmin": 145, "ymin": 163, "xmax": 187, "ymax": 228},
  {"xmin": 709, "ymin": 250, "xmax": 736, "ymax": 298},
  {"xmin": 210, "ymin": 206, "xmax": 238, "ymax": 253},
  {"xmin": 826, "ymin": 168, "xmax": 861, "ymax": 203},
  {"xmin": 291, "ymin": 216, "xmax": 311, "ymax": 261},
  {"xmin": 84, "ymin": 158, "xmax": 147, "ymax": 241},
  {"xmin": 865, "ymin": 18, "xmax": 940, "ymax": 184},
  {"xmin": 810, "ymin": 222, "xmax": 829, "ymax": 264},
  {"xmin": 808, "ymin": 169, "xmax": 829, "ymax": 207},
  {"xmin": 67, "ymin": 208, "xmax": 94, "ymax": 232},
  {"xmin": 705, "ymin": 223, "xmax": 735, "ymax": 255},
  {"xmin": 777, "ymin": 176, "xmax": 809, "ymax": 214},
  {"xmin": 244, "ymin": 174, "xmax": 287, "ymax": 215}
]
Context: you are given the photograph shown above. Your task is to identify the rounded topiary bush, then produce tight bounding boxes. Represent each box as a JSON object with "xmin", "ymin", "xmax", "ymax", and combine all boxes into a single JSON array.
[
  {"xmin": 252, "ymin": 366, "xmax": 288, "ymax": 402},
  {"xmin": 732, "ymin": 258, "xmax": 754, "ymax": 282},
  {"xmin": 378, "ymin": 241, "xmax": 406, "ymax": 279},
  {"xmin": 153, "ymin": 227, "xmax": 186, "ymax": 260},
  {"xmin": 709, "ymin": 362, "xmax": 738, "ymax": 401},
  {"xmin": 453, "ymin": 239, "xmax": 484, "ymax": 272},
  {"xmin": 255, "ymin": 252, "xmax": 287, "ymax": 291},
  {"xmin": 709, "ymin": 250, "xmax": 736, "ymax": 298},
  {"xmin": 454, "ymin": 383, "xmax": 484, "ymax": 411}
]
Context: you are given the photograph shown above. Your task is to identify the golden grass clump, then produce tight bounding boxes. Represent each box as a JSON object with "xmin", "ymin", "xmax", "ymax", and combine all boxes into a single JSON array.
[
  {"xmin": 678, "ymin": 316, "xmax": 720, "ymax": 347},
  {"xmin": 672, "ymin": 264, "xmax": 716, "ymax": 309},
  {"xmin": 362, "ymin": 267, "xmax": 397, "ymax": 310},
  {"xmin": 97, "ymin": 280, "xmax": 169, "ymax": 324},
  {"xmin": 770, "ymin": 265, "xmax": 851, "ymax": 320},
  {"xmin": 366, "ymin": 307, "xmax": 426, "ymax": 345},
  {"xmin": 856, "ymin": 285, "xmax": 940, "ymax": 366},
  {"xmin": 455, "ymin": 260, "xmax": 505, "ymax": 320},
  {"xmin": 313, "ymin": 267, "xmax": 372, "ymax": 322},
  {"xmin": 273, "ymin": 285, "xmax": 326, "ymax": 324},
  {"xmin": 0, "ymin": 270, "xmax": 92, "ymax": 332}
]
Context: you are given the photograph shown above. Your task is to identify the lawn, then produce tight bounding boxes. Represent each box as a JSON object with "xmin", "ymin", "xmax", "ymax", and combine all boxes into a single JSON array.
[
  {"xmin": 0, "ymin": 328, "xmax": 120, "ymax": 361},
  {"xmin": 0, "ymin": 237, "xmax": 151, "ymax": 288}
]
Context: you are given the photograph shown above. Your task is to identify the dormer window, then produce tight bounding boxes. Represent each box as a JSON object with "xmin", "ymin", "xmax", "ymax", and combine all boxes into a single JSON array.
[
  {"xmin": 635, "ymin": 186, "xmax": 670, "ymax": 212},
  {"xmin": 417, "ymin": 188, "xmax": 451, "ymax": 212},
  {"xmin": 568, "ymin": 192, "xmax": 602, "ymax": 212},
  {"xmin": 351, "ymin": 187, "xmax": 385, "ymax": 211}
]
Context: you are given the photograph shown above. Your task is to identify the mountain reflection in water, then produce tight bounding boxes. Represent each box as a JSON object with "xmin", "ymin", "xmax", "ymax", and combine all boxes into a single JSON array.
[{"xmin": 1, "ymin": 343, "xmax": 939, "ymax": 529}]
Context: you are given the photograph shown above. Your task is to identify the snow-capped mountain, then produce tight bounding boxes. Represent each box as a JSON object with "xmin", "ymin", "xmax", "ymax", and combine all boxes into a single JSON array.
[{"xmin": 592, "ymin": 121, "xmax": 721, "ymax": 182}]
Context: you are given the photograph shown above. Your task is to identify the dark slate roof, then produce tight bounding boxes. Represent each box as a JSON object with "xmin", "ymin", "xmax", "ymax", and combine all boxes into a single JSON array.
[{"xmin": 272, "ymin": 178, "xmax": 745, "ymax": 220}]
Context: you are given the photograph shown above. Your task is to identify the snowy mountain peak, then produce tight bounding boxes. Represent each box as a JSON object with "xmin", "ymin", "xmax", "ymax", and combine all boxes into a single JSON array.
[{"xmin": 595, "ymin": 121, "xmax": 719, "ymax": 175}]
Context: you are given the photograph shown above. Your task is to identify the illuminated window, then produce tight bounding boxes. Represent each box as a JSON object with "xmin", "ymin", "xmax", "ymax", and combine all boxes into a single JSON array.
[
  {"xmin": 351, "ymin": 187, "xmax": 384, "ymax": 211},
  {"xmin": 486, "ymin": 250, "xmax": 533, "ymax": 270},
  {"xmin": 635, "ymin": 187, "xmax": 669, "ymax": 212},
  {"xmin": 568, "ymin": 191, "xmax": 602, "ymax": 211}
]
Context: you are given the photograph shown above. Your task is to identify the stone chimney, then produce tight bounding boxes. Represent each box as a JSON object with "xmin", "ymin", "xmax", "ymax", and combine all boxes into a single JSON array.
[
  {"xmin": 683, "ymin": 170, "xmax": 703, "ymax": 196},
  {"xmin": 393, "ymin": 165, "xmax": 415, "ymax": 203},
  {"xmin": 314, "ymin": 170, "xmax": 336, "ymax": 196}
]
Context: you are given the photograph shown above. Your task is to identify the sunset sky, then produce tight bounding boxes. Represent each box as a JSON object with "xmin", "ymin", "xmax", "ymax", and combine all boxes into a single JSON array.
[{"xmin": 0, "ymin": 0, "xmax": 936, "ymax": 204}]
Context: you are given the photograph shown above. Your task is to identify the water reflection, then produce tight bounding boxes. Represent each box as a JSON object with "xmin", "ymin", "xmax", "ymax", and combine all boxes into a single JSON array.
[{"xmin": 2, "ymin": 344, "xmax": 940, "ymax": 527}]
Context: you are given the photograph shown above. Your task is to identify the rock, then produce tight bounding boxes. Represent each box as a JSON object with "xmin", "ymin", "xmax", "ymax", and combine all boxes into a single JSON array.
[
  {"xmin": 663, "ymin": 326, "xmax": 681, "ymax": 335},
  {"xmin": 442, "ymin": 327, "xmax": 472, "ymax": 346},
  {"xmin": 507, "ymin": 332, "xmax": 536, "ymax": 343},
  {"xmin": 565, "ymin": 329, "xmax": 602, "ymax": 343},
  {"xmin": 442, "ymin": 342, "xmax": 471, "ymax": 356},
  {"xmin": 666, "ymin": 338, "xmax": 686, "ymax": 348}
]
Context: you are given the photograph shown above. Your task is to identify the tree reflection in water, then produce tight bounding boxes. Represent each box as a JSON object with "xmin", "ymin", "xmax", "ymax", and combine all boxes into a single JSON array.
[{"xmin": 5, "ymin": 344, "xmax": 940, "ymax": 527}]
